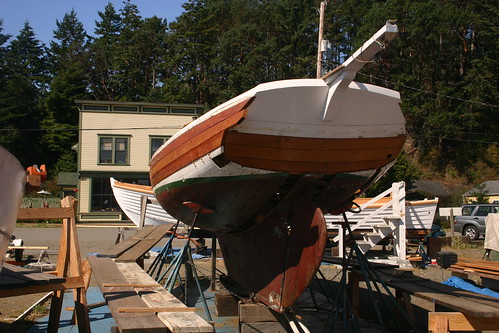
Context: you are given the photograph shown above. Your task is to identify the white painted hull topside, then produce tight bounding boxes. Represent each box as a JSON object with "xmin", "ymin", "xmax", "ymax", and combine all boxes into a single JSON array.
[
  {"xmin": 152, "ymin": 80, "xmax": 404, "ymax": 194},
  {"xmin": 325, "ymin": 199, "xmax": 439, "ymax": 230},
  {"xmin": 152, "ymin": 78, "xmax": 405, "ymax": 161},
  {"xmin": 110, "ymin": 178, "xmax": 177, "ymax": 227},
  {"xmin": 152, "ymin": 145, "xmax": 384, "ymax": 199}
]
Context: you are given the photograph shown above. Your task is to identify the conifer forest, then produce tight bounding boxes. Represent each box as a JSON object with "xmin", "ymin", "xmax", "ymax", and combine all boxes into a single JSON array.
[{"xmin": 0, "ymin": 0, "xmax": 497, "ymax": 201}]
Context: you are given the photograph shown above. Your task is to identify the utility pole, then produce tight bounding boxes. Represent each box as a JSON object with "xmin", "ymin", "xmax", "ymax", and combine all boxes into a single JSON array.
[{"xmin": 316, "ymin": 1, "xmax": 326, "ymax": 78}]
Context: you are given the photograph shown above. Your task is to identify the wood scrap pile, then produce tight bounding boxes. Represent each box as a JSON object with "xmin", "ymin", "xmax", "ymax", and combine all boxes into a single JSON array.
[{"xmin": 450, "ymin": 258, "xmax": 499, "ymax": 280}]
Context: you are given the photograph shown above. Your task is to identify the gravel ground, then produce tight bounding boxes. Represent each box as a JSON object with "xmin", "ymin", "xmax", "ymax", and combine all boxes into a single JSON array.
[{"xmin": 0, "ymin": 225, "xmax": 495, "ymax": 332}]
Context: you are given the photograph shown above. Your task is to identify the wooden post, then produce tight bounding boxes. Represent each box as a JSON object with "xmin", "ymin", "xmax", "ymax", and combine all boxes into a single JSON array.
[
  {"xmin": 47, "ymin": 196, "xmax": 90, "ymax": 333},
  {"xmin": 139, "ymin": 195, "xmax": 148, "ymax": 228},
  {"xmin": 450, "ymin": 209, "xmax": 455, "ymax": 248},
  {"xmin": 316, "ymin": 1, "xmax": 326, "ymax": 78},
  {"xmin": 210, "ymin": 234, "xmax": 217, "ymax": 291},
  {"xmin": 348, "ymin": 271, "xmax": 361, "ymax": 316}
]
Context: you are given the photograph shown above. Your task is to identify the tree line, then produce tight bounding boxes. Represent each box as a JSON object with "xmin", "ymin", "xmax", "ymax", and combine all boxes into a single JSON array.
[{"xmin": 0, "ymin": 0, "xmax": 497, "ymax": 190}]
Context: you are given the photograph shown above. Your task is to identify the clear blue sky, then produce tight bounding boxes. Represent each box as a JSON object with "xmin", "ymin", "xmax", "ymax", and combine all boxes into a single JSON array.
[{"xmin": 0, "ymin": 0, "xmax": 187, "ymax": 45}]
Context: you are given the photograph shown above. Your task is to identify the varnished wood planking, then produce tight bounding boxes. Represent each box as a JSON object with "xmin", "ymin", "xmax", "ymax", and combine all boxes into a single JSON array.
[
  {"xmin": 150, "ymin": 132, "xmax": 224, "ymax": 186},
  {"xmin": 224, "ymin": 144, "xmax": 401, "ymax": 162},
  {"xmin": 224, "ymin": 157, "xmax": 398, "ymax": 174},
  {"xmin": 150, "ymin": 97, "xmax": 252, "ymax": 185},
  {"xmin": 113, "ymin": 181, "xmax": 154, "ymax": 194},
  {"xmin": 223, "ymin": 131, "xmax": 405, "ymax": 173},
  {"xmin": 225, "ymin": 131, "xmax": 406, "ymax": 151},
  {"xmin": 150, "ymin": 96, "xmax": 252, "ymax": 168}
]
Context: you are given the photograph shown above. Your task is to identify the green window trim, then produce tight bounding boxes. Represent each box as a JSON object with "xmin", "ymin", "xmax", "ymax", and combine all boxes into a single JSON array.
[
  {"xmin": 150, "ymin": 136, "xmax": 171, "ymax": 159},
  {"xmin": 98, "ymin": 135, "xmax": 131, "ymax": 165}
]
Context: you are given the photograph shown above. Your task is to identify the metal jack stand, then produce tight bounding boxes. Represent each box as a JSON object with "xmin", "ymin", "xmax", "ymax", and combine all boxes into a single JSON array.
[
  {"xmin": 159, "ymin": 201, "xmax": 215, "ymax": 328},
  {"xmin": 148, "ymin": 221, "xmax": 180, "ymax": 280},
  {"xmin": 324, "ymin": 213, "xmax": 419, "ymax": 333}
]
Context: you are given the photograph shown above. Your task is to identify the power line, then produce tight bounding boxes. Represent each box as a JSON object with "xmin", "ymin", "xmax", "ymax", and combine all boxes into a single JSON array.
[
  {"xmin": 0, "ymin": 126, "xmax": 184, "ymax": 132},
  {"xmin": 408, "ymin": 133, "xmax": 497, "ymax": 145},
  {"xmin": 358, "ymin": 73, "xmax": 499, "ymax": 109}
]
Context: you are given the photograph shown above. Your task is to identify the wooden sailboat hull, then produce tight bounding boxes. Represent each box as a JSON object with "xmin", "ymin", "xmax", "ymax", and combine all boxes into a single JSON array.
[{"xmin": 149, "ymin": 22, "xmax": 405, "ymax": 312}]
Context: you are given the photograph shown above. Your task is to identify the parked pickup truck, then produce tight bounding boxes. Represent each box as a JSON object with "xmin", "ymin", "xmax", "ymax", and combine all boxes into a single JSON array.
[{"xmin": 454, "ymin": 204, "xmax": 499, "ymax": 240}]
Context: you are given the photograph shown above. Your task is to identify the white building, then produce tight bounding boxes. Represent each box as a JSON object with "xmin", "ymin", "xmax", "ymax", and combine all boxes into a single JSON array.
[{"xmin": 75, "ymin": 100, "xmax": 203, "ymax": 222}]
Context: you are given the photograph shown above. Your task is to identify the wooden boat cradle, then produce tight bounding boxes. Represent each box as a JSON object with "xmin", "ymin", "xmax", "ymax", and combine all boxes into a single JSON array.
[{"xmin": 1, "ymin": 197, "xmax": 91, "ymax": 333}]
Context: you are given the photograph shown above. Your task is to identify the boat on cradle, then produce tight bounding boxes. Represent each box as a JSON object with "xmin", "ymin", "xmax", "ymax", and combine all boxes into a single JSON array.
[
  {"xmin": 110, "ymin": 177, "xmax": 177, "ymax": 227},
  {"xmin": 150, "ymin": 22, "xmax": 405, "ymax": 313},
  {"xmin": 326, "ymin": 197, "xmax": 440, "ymax": 236}
]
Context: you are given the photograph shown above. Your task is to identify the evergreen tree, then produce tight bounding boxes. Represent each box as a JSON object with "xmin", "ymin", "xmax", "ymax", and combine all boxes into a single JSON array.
[
  {"xmin": 49, "ymin": 9, "xmax": 88, "ymax": 73},
  {"xmin": 0, "ymin": 22, "xmax": 48, "ymax": 166},
  {"xmin": 356, "ymin": 0, "xmax": 498, "ymax": 179},
  {"xmin": 42, "ymin": 9, "xmax": 89, "ymax": 173},
  {"xmin": 88, "ymin": 2, "xmax": 121, "ymax": 100}
]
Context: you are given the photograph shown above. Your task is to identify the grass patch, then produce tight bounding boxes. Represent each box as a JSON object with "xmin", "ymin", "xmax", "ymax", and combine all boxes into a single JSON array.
[{"xmin": 15, "ymin": 223, "xmax": 62, "ymax": 228}]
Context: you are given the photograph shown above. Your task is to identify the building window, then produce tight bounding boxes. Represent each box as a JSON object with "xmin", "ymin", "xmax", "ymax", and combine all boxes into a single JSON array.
[
  {"xmin": 171, "ymin": 107, "xmax": 197, "ymax": 115},
  {"xmin": 99, "ymin": 136, "xmax": 130, "ymax": 165},
  {"xmin": 143, "ymin": 107, "xmax": 167, "ymax": 113},
  {"xmin": 91, "ymin": 178, "xmax": 119, "ymax": 212},
  {"xmin": 91, "ymin": 178, "xmax": 150, "ymax": 212},
  {"xmin": 150, "ymin": 136, "xmax": 170, "ymax": 159},
  {"xmin": 113, "ymin": 106, "xmax": 138, "ymax": 112},
  {"xmin": 83, "ymin": 105, "xmax": 109, "ymax": 111}
]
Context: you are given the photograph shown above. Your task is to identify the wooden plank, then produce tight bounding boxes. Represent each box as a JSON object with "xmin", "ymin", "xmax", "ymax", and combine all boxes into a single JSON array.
[
  {"xmin": 240, "ymin": 322, "xmax": 287, "ymax": 333},
  {"xmin": 374, "ymin": 270, "xmax": 499, "ymax": 318},
  {"xmin": 17, "ymin": 207, "xmax": 74, "ymax": 220},
  {"xmin": 116, "ymin": 224, "xmax": 172, "ymax": 262},
  {"xmin": 116, "ymin": 262, "xmax": 213, "ymax": 332},
  {"xmin": 99, "ymin": 226, "xmax": 156, "ymax": 258},
  {"xmin": 449, "ymin": 266, "xmax": 499, "ymax": 280},
  {"xmin": 457, "ymin": 257, "xmax": 499, "ymax": 270},
  {"xmin": 0, "ymin": 276, "xmax": 84, "ymax": 297},
  {"xmin": 450, "ymin": 264, "xmax": 499, "ymax": 277},
  {"xmin": 0, "ymin": 264, "xmax": 66, "ymax": 288},
  {"xmin": 118, "ymin": 307, "xmax": 197, "ymax": 313},
  {"xmin": 428, "ymin": 312, "xmax": 499, "ymax": 332},
  {"xmin": 88, "ymin": 256, "xmax": 166, "ymax": 333},
  {"xmin": 239, "ymin": 302, "xmax": 277, "ymax": 323}
]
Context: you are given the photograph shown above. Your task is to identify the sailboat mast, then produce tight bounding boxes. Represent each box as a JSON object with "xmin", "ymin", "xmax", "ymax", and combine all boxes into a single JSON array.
[{"xmin": 316, "ymin": 1, "xmax": 326, "ymax": 78}]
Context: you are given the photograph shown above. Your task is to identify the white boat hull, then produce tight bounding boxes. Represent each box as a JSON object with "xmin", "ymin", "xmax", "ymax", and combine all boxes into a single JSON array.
[
  {"xmin": 0, "ymin": 147, "xmax": 26, "ymax": 271},
  {"xmin": 326, "ymin": 198, "xmax": 439, "ymax": 230},
  {"xmin": 110, "ymin": 178, "xmax": 177, "ymax": 227}
]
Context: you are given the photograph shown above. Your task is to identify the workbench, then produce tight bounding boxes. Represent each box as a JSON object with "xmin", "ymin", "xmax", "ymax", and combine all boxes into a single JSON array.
[
  {"xmin": 349, "ymin": 266, "xmax": 499, "ymax": 332},
  {"xmin": 89, "ymin": 225, "xmax": 213, "ymax": 332}
]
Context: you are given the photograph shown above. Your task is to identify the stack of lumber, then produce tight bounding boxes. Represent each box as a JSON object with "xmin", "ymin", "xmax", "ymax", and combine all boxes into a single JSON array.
[{"xmin": 449, "ymin": 258, "xmax": 499, "ymax": 280}]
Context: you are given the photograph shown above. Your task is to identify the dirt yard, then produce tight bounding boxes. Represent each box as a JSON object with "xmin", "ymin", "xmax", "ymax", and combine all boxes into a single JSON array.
[{"xmin": 0, "ymin": 225, "xmax": 496, "ymax": 332}]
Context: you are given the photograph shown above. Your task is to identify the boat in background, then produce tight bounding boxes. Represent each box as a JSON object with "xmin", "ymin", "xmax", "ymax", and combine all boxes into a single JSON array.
[
  {"xmin": 150, "ymin": 22, "xmax": 404, "ymax": 313},
  {"xmin": 326, "ymin": 197, "xmax": 439, "ymax": 232},
  {"xmin": 110, "ymin": 177, "xmax": 177, "ymax": 227},
  {"xmin": 0, "ymin": 147, "xmax": 26, "ymax": 272}
]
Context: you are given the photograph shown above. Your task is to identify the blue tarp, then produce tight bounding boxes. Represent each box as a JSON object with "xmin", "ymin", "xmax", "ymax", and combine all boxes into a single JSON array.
[{"xmin": 442, "ymin": 276, "xmax": 499, "ymax": 298}]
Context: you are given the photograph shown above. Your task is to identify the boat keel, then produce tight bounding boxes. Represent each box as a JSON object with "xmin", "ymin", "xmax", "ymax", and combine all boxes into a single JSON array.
[{"xmin": 218, "ymin": 200, "xmax": 327, "ymax": 313}]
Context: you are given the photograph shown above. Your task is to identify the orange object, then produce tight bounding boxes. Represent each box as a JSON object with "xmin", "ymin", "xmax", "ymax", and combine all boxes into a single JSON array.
[{"xmin": 26, "ymin": 164, "xmax": 47, "ymax": 183}]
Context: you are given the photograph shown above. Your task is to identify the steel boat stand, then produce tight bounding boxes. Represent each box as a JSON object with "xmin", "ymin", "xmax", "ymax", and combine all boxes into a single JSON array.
[
  {"xmin": 156, "ymin": 201, "xmax": 215, "ymax": 326},
  {"xmin": 323, "ymin": 213, "xmax": 419, "ymax": 332}
]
